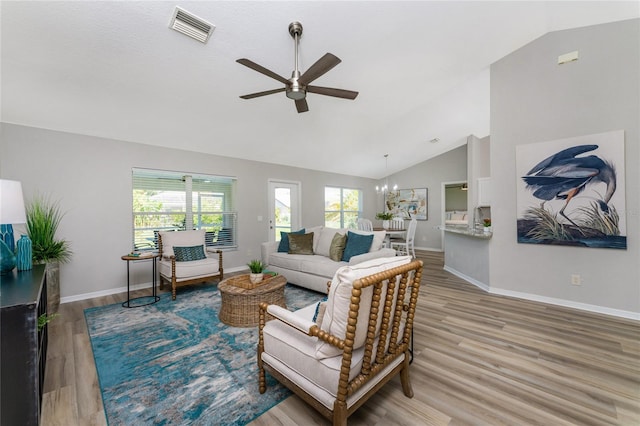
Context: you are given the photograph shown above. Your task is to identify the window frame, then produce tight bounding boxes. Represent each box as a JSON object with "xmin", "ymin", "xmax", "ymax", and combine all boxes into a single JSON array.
[{"xmin": 324, "ymin": 186, "xmax": 363, "ymax": 229}]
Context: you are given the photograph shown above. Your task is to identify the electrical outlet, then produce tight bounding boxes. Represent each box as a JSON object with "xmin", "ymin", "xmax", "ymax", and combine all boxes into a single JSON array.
[{"xmin": 571, "ymin": 274, "xmax": 582, "ymax": 286}]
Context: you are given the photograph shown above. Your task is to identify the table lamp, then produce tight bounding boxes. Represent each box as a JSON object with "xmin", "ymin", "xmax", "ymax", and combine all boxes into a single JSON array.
[{"xmin": 0, "ymin": 179, "xmax": 27, "ymax": 275}]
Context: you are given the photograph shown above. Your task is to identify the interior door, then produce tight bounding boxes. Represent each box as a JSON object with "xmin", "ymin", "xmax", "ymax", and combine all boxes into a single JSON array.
[{"xmin": 268, "ymin": 180, "xmax": 301, "ymax": 242}]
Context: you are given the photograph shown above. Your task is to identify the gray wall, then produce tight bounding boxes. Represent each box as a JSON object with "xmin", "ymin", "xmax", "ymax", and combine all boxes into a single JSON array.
[
  {"xmin": 490, "ymin": 19, "xmax": 639, "ymax": 315},
  {"xmin": 0, "ymin": 123, "xmax": 379, "ymax": 300},
  {"xmin": 386, "ymin": 144, "xmax": 468, "ymax": 250}
]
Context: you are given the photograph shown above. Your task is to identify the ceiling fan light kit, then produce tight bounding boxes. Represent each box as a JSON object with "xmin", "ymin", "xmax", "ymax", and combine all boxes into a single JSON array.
[{"xmin": 237, "ymin": 21, "xmax": 358, "ymax": 113}]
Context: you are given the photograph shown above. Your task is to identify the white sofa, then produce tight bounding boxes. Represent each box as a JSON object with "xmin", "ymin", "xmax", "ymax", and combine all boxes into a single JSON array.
[{"xmin": 261, "ymin": 226, "xmax": 397, "ymax": 293}]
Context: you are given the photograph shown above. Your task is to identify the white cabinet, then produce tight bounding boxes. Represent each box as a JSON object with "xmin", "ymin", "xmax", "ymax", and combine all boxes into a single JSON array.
[{"xmin": 477, "ymin": 177, "xmax": 492, "ymax": 206}]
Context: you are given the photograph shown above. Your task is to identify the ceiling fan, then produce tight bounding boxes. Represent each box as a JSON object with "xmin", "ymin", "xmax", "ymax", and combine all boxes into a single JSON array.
[{"xmin": 236, "ymin": 21, "xmax": 358, "ymax": 113}]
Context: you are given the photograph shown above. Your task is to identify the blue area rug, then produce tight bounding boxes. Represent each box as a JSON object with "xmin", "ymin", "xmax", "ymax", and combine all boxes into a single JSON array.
[{"xmin": 85, "ymin": 283, "xmax": 323, "ymax": 425}]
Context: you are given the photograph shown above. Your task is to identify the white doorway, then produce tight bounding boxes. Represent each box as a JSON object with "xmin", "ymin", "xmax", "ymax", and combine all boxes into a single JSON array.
[{"xmin": 267, "ymin": 180, "xmax": 301, "ymax": 242}]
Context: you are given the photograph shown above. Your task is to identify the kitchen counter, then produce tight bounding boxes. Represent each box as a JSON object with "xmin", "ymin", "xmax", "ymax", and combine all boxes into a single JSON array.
[{"xmin": 440, "ymin": 225, "xmax": 492, "ymax": 239}]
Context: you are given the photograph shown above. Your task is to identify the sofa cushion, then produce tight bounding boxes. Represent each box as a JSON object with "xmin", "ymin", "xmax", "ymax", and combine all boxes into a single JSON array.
[
  {"xmin": 329, "ymin": 233, "xmax": 347, "ymax": 262},
  {"xmin": 278, "ymin": 228, "xmax": 305, "ymax": 253},
  {"xmin": 305, "ymin": 226, "xmax": 324, "ymax": 252},
  {"xmin": 315, "ymin": 255, "xmax": 412, "ymax": 359},
  {"xmin": 315, "ymin": 227, "xmax": 345, "ymax": 257},
  {"xmin": 288, "ymin": 232, "xmax": 314, "ymax": 255},
  {"xmin": 342, "ymin": 231, "xmax": 374, "ymax": 262},
  {"xmin": 350, "ymin": 229, "xmax": 386, "ymax": 252}
]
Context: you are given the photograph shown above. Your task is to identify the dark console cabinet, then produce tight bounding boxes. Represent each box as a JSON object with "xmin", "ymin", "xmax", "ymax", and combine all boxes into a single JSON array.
[{"xmin": 1, "ymin": 264, "xmax": 48, "ymax": 426}]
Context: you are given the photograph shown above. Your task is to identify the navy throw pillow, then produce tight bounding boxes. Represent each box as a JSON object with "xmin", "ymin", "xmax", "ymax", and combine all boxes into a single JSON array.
[
  {"xmin": 174, "ymin": 245, "xmax": 206, "ymax": 262},
  {"xmin": 342, "ymin": 231, "xmax": 374, "ymax": 262},
  {"xmin": 277, "ymin": 228, "xmax": 306, "ymax": 253}
]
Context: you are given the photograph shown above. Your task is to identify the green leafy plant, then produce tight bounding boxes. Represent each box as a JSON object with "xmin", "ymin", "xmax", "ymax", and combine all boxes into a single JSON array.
[
  {"xmin": 37, "ymin": 313, "xmax": 59, "ymax": 331},
  {"xmin": 247, "ymin": 259, "xmax": 264, "ymax": 274},
  {"xmin": 26, "ymin": 195, "xmax": 72, "ymax": 263},
  {"xmin": 483, "ymin": 218, "xmax": 492, "ymax": 227},
  {"xmin": 375, "ymin": 212, "xmax": 394, "ymax": 220}
]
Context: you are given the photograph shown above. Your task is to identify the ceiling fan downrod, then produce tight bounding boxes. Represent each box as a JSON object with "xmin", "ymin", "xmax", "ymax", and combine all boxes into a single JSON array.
[{"xmin": 287, "ymin": 21, "xmax": 305, "ymax": 100}]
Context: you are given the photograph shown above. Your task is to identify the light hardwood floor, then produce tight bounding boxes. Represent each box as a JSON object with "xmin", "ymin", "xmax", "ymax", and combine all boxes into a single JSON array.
[{"xmin": 41, "ymin": 251, "xmax": 640, "ymax": 425}]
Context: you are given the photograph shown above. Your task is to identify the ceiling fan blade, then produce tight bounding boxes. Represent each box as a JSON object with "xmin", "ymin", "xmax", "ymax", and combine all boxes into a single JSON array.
[
  {"xmin": 295, "ymin": 98, "xmax": 309, "ymax": 113},
  {"xmin": 236, "ymin": 58, "xmax": 289, "ymax": 85},
  {"xmin": 298, "ymin": 53, "xmax": 341, "ymax": 85},
  {"xmin": 307, "ymin": 85, "xmax": 358, "ymax": 100},
  {"xmin": 239, "ymin": 87, "xmax": 286, "ymax": 99}
]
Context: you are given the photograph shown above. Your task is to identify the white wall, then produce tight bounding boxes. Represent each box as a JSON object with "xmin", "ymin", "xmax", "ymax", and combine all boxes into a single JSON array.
[
  {"xmin": 490, "ymin": 19, "xmax": 639, "ymax": 317},
  {"xmin": 0, "ymin": 123, "xmax": 379, "ymax": 300}
]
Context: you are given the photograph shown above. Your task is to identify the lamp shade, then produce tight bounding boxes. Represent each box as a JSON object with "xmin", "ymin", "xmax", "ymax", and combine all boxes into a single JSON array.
[{"xmin": 0, "ymin": 180, "xmax": 27, "ymax": 224}]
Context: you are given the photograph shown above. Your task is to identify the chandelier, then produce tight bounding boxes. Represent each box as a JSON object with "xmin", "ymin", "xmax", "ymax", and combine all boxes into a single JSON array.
[{"xmin": 375, "ymin": 154, "xmax": 398, "ymax": 194}]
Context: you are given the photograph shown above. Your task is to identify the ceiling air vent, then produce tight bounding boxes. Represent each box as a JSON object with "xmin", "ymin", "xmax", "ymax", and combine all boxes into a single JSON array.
[{"xmin": 169, "ymin": 7, "xmax": 215, "ymax": 44}]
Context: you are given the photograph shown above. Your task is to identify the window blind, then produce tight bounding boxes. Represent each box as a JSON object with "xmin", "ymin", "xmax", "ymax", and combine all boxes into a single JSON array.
[{"xmin": 132, "ymin": 168, "xmax": 238, "ymax": 251}]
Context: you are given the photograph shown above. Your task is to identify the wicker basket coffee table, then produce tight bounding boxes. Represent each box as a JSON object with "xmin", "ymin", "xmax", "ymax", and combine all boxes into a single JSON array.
[{"xmin": 218, "ymin": 274, "xmax": 287, "ymax": 327}]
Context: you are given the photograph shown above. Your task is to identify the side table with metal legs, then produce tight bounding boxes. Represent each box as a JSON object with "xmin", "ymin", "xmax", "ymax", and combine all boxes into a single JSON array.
[{"xmin": 121, "ymin": 254, "xmax": 161, "ymax": 308}]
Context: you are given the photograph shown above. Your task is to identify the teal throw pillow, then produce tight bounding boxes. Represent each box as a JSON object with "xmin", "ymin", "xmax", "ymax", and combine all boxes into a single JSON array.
[
  {"xmin": 174, "ymin": 245, "xmax": 206, "ymax": 262},
  {"xmin": 342, "ymin": 231, "xmax": 374, "ymax": 262},
  {"xmin": 277, "ymin": 228, "xmax": 305, "ymax": 253}
]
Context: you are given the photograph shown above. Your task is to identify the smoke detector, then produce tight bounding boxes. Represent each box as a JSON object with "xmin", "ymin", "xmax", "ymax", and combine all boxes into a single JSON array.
[{"xmin": 169, "ymin": 7, "xmax": 215, "ymax": 44}]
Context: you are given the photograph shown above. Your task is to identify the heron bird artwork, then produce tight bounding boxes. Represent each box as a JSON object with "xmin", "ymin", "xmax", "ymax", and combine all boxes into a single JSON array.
[
  {"xmin": 516, "ymin": 131, "xmax": 626, "ymax": 250},
  {"xmin": 522, "ymin": 144, "xmax": 616, "ymax": 227}
]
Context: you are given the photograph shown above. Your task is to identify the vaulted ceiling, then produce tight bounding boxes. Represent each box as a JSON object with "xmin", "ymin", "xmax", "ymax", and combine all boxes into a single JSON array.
[{"xmin": 1, "ymin": 1, "xmax": 637, "ymax": 178}]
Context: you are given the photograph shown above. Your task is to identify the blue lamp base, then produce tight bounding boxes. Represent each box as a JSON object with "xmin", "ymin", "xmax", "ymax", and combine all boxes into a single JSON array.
[{"xmin": 0, "ymin": 238, "xmax": 16, "ymax": 275}]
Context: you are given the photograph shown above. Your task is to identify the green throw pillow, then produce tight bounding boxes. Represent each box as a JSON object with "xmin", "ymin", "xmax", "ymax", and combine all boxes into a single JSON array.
[
  {"xmin": 341, "ymin": 231, "xmax": 374, "ymax": 262},
  {"xmin": 173, "ymin": 245, "xmax": 206, "ymax": 262},
  {"xmin": 288, "ymin": 232, "xmax": 314, "ymax": 255},
  {"xmin": 329, "ymin": 232, "xmax": 347, "ymax": 262},
  {"xmin": 278, "ymin": 228, "xmax": 306, "ymax": 252}
]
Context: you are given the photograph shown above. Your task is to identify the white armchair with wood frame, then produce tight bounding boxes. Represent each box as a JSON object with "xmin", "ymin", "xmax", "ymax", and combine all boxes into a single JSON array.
[
  {"xmin": 157, "ymin": 230, "xmax": 223, "ymax": 300},
  {"xmin": 258, "ymin": 256, "xmax": 423, "ymax": 426}
]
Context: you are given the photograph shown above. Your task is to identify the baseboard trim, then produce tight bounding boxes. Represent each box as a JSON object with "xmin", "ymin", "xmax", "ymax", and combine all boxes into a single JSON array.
[
  {"xmin": 414, "ymin": 246, "xmax": 442, "ymax": 252},
  {"xmin": 442, "ymin": 265, "xmax": 639, "ymax": 321},
  {"xmin": 490, "ymin": 288, "xmax": 640, "ymax": 321},
  {"xmin": 61, "ymin": 265, "xmax": 247, "ymax": 304},
  {"xmin": 443, "ymin": 265, "xmax": 490, "ymax": 291}
]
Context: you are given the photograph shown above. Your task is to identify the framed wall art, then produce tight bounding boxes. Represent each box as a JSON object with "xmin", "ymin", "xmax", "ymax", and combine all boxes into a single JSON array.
[
  {"xmin": 385, "ymin": 188, "xmax": 428, "ymax": 220},
  {"xmin": 516, "ymin": 130, "xmax": 626, "ymax": 249}
]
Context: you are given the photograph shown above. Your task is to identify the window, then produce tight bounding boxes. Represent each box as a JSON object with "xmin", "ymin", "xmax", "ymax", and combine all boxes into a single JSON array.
[
  {"xmin": 324, "ymin": 186, "xmax": 362, "ymax": 229},
  {"xmin": 132, "ymin": 168, "xmax": 237, "ymax": 251}
]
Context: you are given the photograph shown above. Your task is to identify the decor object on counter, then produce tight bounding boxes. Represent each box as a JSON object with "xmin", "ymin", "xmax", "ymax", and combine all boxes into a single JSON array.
[
  {"xmin": 247, "ymin": 259, "xmax": 265, "ymax": 284},
  {"xmin": 516, "ymin": 130, "xmax": 626, "ymax": 249},
  {"xmin": 16, "ymin": 234, "xmax": 32, "ymax": 271},
  {"xmin": 26, "ymin": 194, "xmax": 72, "ymax": 313},
  {"xmin": 0, "ymin": 179, "xmax": 27, "ymax": 275},
  {"xmin": 385, "ymin": 188, "xmax": 428, "ymax": 220},
  {"xmin": 483, "ymin": 219, "xmax": 492, "ymax": 234}
]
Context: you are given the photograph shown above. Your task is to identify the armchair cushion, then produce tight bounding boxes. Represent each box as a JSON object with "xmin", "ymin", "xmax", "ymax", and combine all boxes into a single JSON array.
[
  {"xmin": 159, "ymin": 257, "xmax": 220, "ymax": 280},
  {"xmin": 173, "ymin": 245, "xmax": 206, "ymax": 262},
  {"xmin": 313, "ymin": 255, "xmax": 411, "ymax": 359},
  {"xmin": 159, "ymin": 230, "xmax": 206, "ymax": 258}
]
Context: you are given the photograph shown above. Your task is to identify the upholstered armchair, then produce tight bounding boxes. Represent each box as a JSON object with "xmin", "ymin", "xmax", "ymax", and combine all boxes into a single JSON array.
[
  {"xmin": 258, "ymin": 256, "xmax": 423, "ymax": 426},
  {"xmin": 157, "ymin": 230, "xmax": 223, "ymax": 300}
]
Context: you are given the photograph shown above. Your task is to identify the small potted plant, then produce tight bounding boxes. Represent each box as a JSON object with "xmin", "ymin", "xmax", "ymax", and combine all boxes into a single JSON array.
[
  {"xmin": 483, "ymin": 218, "xmax": 492, "ymax": 234},
  {"xmin": 247, "ymin": 259, "xmax": 264, "ymax": 284},
  {"xmin": 375, "ymin": 212, "xmax": 394, "ymax": 229}
]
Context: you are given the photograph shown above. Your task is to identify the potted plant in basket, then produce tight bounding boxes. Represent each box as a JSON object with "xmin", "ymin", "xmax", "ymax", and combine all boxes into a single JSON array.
[
  {"xmin": 247, "ymin": 259, "xmax": 264, "ymax": 284},
  {"xmin": 375, "ymin": 212, "xmax": 394, "ymax": 229},
  {"xmin": 26, "ymin": 195, "xmax": 72, "ymax": 314}
]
